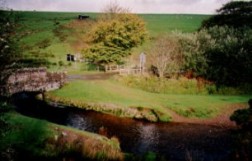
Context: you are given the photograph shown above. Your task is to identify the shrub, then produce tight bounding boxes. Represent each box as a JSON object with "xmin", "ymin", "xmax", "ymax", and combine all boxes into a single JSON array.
[
  {"xmin": 58, "ymin": 60, "xmax": 64, "ymax": 66},
  {"xmin": 230, "ymin": 109, "xmax": 251, "ymax": 126},
  {"xmin": 198, "ymin": 26, "xmax": 252, "ymax": 87},
  {"xmin": 116, "ymin": 75, "xmax": 208, "ymax": 95},
  {"xmin": 230, "ymin": 99, "xmax": 252, "ymax": 128},
  {"xmin": 36, "ymin": 39, "xmax": 51, "ymax": 49},
  {"xmin": 116, "ymin": 75, "xmax": 252, "ymax": 95},
  {"xmin": 174, "ymin": 26, "xmax": 252, "ymax": 88}
]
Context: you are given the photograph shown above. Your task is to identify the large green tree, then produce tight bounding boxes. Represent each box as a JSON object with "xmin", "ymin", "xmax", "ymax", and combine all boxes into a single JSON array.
[
  {"xmin": 195, "ymin": 1, "xmax": 252, "ymax": 87},
  {"xmin": 83, "ymin": 4, "xmax": 147, "ymax": 65},
  {"xmin": 201, "ymin": 1, "xmax": 252, "ymax": 29},
  {"xmin": 201, "ymin": 26, "xmax": 252, "ymax": 86},
  {"xmin": 175, "ymin": 32, "xmax": 208, "ymax": 78}
]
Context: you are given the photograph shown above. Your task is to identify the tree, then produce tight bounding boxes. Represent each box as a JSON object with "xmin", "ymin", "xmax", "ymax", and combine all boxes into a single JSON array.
[
  {"xmin": 230, "ymin": 99, "xmax": 252, "ymax": 128},
  {"xmin": 197, "ymin": 1, "xmax": 252, "ymax": 87},
  {"xmin": 0, "ymin": 10, "xmax": 19, "ymax": 71},
  {"xmin": 0, "ymin": 7, "xmax": 48, "ymax": 86},
  {"xmin": 83, "ymin": 3, "xmax": 147, "ymax": 66},
  {"xmin": 201, "ymin": 26, "xmax": 252, "ymax": 86},
  {"xmin": 201, "ymin": 1, "xmax": 252, "ymax": 29},
  {"xmin": 174, "ymin": 32, "xmax": 208, "ymax": 78},
  {"xmin": 149, "ymin": 35, "xmax": 183, "ymax": 78},
  {"xmin": 0, "ymin": 8, "xmax": 21, "ymax": 85},
  {"xmin": 100, "ymin": 1, "xmax": 130, "ymax": 20}
]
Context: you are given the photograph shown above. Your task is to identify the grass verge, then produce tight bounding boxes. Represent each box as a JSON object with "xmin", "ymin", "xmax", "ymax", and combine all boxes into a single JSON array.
[
  {"xmin": 0, "ymin": 111, "xmax": 123, "ymax": 161},
  {"xmin": 47, "ymin": 80, "xmax": 251, "ymax": 120}
]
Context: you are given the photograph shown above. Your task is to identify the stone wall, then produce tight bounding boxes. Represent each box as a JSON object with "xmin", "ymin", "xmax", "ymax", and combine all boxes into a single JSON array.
[{"xmin": 0, "ymin": 68, "xmax": 66, "ymax": 96}]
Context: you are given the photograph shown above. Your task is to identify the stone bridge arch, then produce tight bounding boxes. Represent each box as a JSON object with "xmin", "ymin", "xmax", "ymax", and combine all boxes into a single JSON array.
[{"xmin": 0, "ymin": 68, "xmax": 66, "ymax": 96}]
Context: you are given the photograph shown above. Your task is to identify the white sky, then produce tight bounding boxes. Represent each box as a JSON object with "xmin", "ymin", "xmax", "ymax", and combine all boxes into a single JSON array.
[{"xmin": 4, "ymin": 0, "xmax": 233, "ymax": 14}]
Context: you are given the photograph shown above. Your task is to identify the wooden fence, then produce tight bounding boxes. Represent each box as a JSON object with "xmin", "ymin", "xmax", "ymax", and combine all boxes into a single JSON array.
[{"xmin": 104, "ymin": 65, "xmax": 145, "ymax": 75}]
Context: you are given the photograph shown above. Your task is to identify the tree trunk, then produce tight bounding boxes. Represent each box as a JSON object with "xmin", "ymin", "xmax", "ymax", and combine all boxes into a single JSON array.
[{"xmin": 159, "ymin": 71, "xmax": 164, "ymax": 78}]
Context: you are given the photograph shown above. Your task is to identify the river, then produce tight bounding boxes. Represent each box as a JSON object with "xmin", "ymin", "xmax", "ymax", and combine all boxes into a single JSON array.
[{"xmin": 13, "ymin": 93, "xmax": 237, "ymax": 161}]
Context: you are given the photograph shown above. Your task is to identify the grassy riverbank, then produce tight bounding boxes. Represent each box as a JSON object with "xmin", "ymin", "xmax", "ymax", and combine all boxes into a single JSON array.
[
  {"xmin": 0, "ymin": 111, "xmax": 123, "ymax": 161},
  {"xmin": 46, "ymin": 80, "xmax": 251, "ymax": 122}
]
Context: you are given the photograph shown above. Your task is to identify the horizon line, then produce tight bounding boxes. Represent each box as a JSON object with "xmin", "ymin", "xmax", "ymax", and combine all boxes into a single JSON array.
[{"xmin": 4, "ymin": 9, "xmax": 214, "ymax": 15}]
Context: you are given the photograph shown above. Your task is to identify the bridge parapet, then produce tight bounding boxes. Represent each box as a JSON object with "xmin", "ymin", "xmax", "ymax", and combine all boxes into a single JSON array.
[{"xmin": 0, "ymin": 67, "xmax": 66, "ymax": 96}]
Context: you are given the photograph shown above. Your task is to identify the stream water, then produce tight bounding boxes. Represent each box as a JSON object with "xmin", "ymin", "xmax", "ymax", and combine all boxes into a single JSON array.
[{"xmin": 13, "ymin": 93, "xmax": 236, "ymax": 161}]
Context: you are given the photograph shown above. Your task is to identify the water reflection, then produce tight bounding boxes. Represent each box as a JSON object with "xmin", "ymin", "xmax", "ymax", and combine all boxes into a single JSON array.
[
  {"xmin": 67, "ymin": 113, "xmax": 90, "ymax": 131},
  {"xmin": 137, "ymin": 123, "xmax": 160, "ymax": 153},
  {"xmin": 64, "ymin": 111, "xmax": 233, "ymax": 161},
  {"xmin": 13, "ymin": 94, "xmax": 235, "ymax": 161}
]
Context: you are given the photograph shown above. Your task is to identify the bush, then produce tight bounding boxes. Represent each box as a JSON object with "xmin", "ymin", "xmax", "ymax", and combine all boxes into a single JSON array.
[
  {"xmin": 175, "ymin": 26, "xmax": 252, "ymax": 88},
  {"xmin": 230, "ymin": 109, "xmax": 251, "ymax": 126},
  {"xmin": 198, "ymin": 26, "xmax": 252, "ymax": 87},
  {"xmin": 36, "ymin": 39, "xmax": 51, "ymax": 49},
  {"xmin": 208, "ymin": 84, "xmax": 252, "ymax": 95},
  {"xmin": 58, "ymin": 60, "xmax": 64, "ymax": 66},
  {"xmin": 116, "ymin": 75, "xmax": 209, "ymax": 95},
  {"xmin": 230, "ymin": 99, "xmax": 252, "ymax": 128},
  {"xmin": 116, "ymin": 75, "xmax": 252, "ymax": 95}
]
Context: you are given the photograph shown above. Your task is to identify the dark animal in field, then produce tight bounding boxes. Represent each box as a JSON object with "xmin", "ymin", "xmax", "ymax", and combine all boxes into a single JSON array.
[{"xmin": 78, "ymin": 15, "xmax": 89, "ymax": 20}]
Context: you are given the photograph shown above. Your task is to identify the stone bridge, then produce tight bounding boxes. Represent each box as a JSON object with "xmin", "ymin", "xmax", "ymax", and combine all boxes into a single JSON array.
[{"xmin": 0, "ymin": 68, "xmax": 66, "ymax": 96}]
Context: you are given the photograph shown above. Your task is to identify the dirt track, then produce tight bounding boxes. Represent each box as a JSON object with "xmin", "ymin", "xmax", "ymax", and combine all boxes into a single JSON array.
[
  {"xmin": 163, "ymin": 104, "xmax": 247, "ymax": 127},
  {"xmin": 67, "ymin": 72, "xmax": 118, "ymax": 81}
]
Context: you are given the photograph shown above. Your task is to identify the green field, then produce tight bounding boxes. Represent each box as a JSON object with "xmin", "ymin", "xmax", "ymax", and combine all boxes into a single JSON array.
[
  {"xmin": 17, "ymin": 11, "xmax": 208, "ymax": 35},
  {"xmin": 17, "ymin": 11, "xmax": 96, "ymax": 71},
  {"xmin": 16, "ymin": 11, "xmax": 209, "ymax": 72},
  {"xmin": 140, "ymin": 14, "xmax": 209, "ymax": 36}
]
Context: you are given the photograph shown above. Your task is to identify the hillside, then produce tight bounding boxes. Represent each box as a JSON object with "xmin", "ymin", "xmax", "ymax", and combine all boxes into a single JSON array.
[{"xmin": 16, "ymin": 11, "xmax": 209, "ymax": 72}]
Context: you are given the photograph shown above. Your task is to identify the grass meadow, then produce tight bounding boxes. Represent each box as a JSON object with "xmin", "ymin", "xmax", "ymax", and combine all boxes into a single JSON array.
[
  {"xmin": 48, "ymin": 80, "xmax": 251, "ymax": 119},
  {"xmin": 140, "ymin": 14, "xmax": 209, "ymax": 36}
]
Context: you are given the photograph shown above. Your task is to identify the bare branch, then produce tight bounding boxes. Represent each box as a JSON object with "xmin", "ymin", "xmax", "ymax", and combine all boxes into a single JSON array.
[
  {"xmin": 149, "ymin": 35, "xmax": 182, "ymax": 78},
  {"xmin": 100, "ymin": 1, "xmax": 131, "ymax": 20}
]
